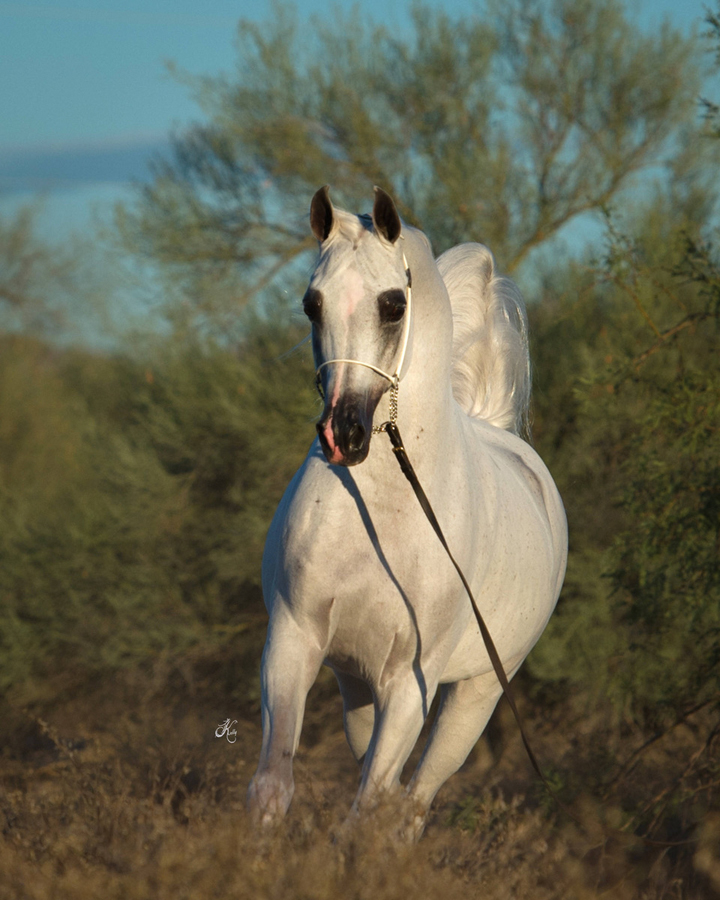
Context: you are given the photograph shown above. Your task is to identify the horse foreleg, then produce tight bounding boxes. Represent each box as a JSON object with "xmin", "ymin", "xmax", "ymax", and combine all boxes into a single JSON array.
[
  {"xmin": 352, "ymin": 673, "xmax": 433, "ymax": 812},
  {"xmin": 247, "ymin": 607, "xmax": 324, "ymax": 827},
  {"xmin": 406, "ymin": 668, "xmax": 512, "ymax": 831}
]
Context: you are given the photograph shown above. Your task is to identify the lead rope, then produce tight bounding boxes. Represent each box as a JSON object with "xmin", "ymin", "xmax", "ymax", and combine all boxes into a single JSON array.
[
  {"xmin": 377, "ymin": 416, "xmax": 551, "ymax": 800},
  {"xmin": 377, "ymin": 416, "xmax": 696, "ymax": 848}
]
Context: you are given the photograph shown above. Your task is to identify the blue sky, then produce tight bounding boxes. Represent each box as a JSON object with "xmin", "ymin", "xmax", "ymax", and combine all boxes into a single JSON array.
[{"xmin": 0, "ymin": 0, "xmax": 717, "ymax": 242}]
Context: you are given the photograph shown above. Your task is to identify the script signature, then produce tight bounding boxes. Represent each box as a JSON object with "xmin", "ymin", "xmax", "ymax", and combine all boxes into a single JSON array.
[{"xmin": 215, "ymin": 718, "xmax": 238, "ymax": 744}]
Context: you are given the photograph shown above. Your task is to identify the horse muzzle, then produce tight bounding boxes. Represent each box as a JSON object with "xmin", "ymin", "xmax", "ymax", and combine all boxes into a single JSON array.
[{"xmin": 317, "ymin": 396, "xmax": 373, "ymax": 466}]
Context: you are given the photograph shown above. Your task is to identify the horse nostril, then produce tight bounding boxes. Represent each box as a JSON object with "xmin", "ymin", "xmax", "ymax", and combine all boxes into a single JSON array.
[{"xmin": 347, "ymin": 422, "xmax": 366, "ymax": 453}]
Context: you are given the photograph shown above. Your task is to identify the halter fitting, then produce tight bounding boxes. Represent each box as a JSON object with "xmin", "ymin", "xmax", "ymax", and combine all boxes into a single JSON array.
[{"xmin": 314, "ymin": 251, "xmax": 412, "ymax": 432}]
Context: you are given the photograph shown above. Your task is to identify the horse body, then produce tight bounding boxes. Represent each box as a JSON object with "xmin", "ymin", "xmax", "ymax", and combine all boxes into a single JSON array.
[{"xmin": 248, "ymin": 188, "xmax": 567, "ymax": 832}]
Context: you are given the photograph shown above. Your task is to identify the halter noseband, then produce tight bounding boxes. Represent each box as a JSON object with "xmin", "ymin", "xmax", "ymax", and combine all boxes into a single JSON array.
[{"xmin": 314, "ymin": 252, "xmax": 412, "ymax": 432}]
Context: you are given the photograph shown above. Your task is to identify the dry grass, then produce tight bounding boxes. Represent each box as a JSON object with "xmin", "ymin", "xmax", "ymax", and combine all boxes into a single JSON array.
[{"xmin": 0, "ymin": 665, "xmax": 717, "ymax": 900}]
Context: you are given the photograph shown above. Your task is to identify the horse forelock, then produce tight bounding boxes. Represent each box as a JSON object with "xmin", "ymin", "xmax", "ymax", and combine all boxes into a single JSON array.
[
  {"xmin": 333, "ymin": 208, "xmax": 373, "ymax": 247},
  {"xmin": 314, "ymin": 208, "xmax": 409, "ymax": 291}
]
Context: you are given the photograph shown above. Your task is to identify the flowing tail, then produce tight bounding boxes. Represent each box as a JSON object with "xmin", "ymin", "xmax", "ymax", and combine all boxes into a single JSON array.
[{"xmin": 437, "ymin": 243, "xmax": 531, "ymax": 439}]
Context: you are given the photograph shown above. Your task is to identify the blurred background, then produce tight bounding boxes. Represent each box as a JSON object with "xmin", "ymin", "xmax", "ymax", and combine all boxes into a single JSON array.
[{"xmin": 1, "ymin": 1, "xmax": 719, "ymax": 897}]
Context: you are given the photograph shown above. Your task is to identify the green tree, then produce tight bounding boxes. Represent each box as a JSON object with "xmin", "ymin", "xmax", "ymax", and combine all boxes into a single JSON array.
[
  {"xmin": 0, "ymin": 315, "xmax": 315, "ymax": 697},
  {"xmin": 118, "ymin": 0, "xmax": 708, "ymax": 336},
  {"xmin": 0, "ymin": 206, "xmax": 75, "ymax": 337},
  {"xmin": 605, "ymin": 231, "xmax": 719, "ymax": 720},
  {"xmin": 0, "ymin": 205, "xmax": 120, "ymax": 347},
  {"xmin": 529, "ymin": 213, "xmax": 720, "ymax": 712},
  {"xmin": 526, "ymin": 4, "xmax": 720, "ymax": 729}
]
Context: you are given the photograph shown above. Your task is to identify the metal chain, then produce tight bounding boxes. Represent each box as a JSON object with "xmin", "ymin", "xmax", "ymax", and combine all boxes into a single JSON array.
[{"xmin": 372, "ymin": 378, "xmax": 399, "ymax": 434}]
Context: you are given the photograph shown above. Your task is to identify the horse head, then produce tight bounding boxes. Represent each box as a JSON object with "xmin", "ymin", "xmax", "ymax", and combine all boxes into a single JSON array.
[{"xmin": 306, "ymin": 186, "xmax": 411, "ymax": 466}]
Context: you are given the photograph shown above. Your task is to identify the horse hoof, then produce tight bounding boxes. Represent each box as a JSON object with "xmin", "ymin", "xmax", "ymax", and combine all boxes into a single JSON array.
[
  {"xmin": 247, "ymin": 772, "xmax": 294, "ymax": 827},
  {"xmin": 332, "ymin": 793, "xmax": 427, "ymax": 844},
  {"xmin": 396, "ymin": 811, "xmax": 427, "ymax": 843}
]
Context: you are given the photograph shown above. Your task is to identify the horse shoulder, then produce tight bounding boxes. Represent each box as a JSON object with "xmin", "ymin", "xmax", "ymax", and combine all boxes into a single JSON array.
[{"xmin": 262, "ymin": 445, "xmax": 342, "ymax": 612}]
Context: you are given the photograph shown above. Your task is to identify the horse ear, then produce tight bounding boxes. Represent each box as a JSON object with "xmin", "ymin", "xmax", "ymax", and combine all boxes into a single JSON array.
[
  {"xmin": 310, "ymin": 185, "xmax": 335, "ymax": 242},
  {"xmin": 372, "ymin": 186, "xmax": 402, "ymax": 244}
]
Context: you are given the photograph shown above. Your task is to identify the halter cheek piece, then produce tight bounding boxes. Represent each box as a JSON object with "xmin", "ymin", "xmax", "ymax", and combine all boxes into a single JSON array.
[{"xmin": 314, "ymin": 252, "xmax": 412, "ymax": 433}]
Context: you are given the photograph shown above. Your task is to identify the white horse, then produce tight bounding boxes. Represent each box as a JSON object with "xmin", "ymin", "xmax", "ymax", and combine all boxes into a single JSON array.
[{"xmin": 247, "ymin": 186, "xmax": 567, "ymax": 836}]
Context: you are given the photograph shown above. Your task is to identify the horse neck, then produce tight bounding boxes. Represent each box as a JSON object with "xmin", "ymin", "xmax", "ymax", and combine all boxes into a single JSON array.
[{"xmin": 376, "ymin": 229, "xmax": 457, "ymax": 456}]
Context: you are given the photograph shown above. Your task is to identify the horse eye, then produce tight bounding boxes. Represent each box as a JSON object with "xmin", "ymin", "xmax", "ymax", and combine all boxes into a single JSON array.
[
  {"xmin": 303, "ymin": 288, "xmax": 323, "ymax": 324},
  {"xmin": 378, "ymin": 289, "xmax": 406, "ymax": 324}
]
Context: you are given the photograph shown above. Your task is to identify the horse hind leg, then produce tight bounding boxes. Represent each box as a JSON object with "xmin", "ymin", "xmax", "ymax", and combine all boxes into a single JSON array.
[
  {"xmin": 247, "ymin": 606, "xmax": 324, "ymax": 827},
  {"xmin": 334, "ymin": 670, "xmax": 375, "ymax": 763},
  {"xmin": 406, "ymin": 667, "xmax": 514, "ymax": 837},
  {"xmin": 353, "ymin": 669, "xmax": 436, "ymax": 814}
]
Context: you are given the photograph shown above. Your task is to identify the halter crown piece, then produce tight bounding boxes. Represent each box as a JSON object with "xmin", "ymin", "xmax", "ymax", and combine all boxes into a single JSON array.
[{"xmin": 314, "ymin": 251, "xmax": 412, "ymax": 434}]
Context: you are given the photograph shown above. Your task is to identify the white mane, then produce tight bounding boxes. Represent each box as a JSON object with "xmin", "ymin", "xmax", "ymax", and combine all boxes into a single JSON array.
[{"xmin": 437, "ymin": 243, "xmax": 531, "ymax": 438}]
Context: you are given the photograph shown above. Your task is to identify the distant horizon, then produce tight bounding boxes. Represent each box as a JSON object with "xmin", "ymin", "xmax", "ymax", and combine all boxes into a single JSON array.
[{"xmin": 0, "ymin": 135, "xmax": 169, "ymax": 195}]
